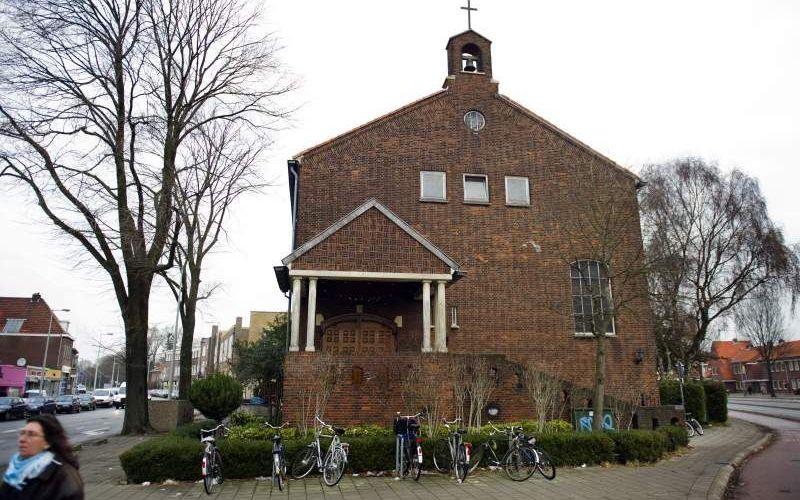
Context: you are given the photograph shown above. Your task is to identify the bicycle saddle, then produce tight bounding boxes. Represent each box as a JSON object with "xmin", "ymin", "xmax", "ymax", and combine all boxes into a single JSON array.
[{"xmin": 334, "ymin": 427, "xmax": 345, "ymax": 435}]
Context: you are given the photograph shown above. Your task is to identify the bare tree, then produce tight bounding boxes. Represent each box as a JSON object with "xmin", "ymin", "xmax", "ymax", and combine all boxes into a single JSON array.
[
  {"xmin": 551, "ymin": 163, "xmax": 650, "ymax": 431},
  {"xmin": 466, "ymin": 356, "xmax": 496, "ymax": 429},
  {"xmin": 0, "ymin": 0, "xmax": 292, "ymax": 433},
  {"xmin": 641, "ymin": 158, "xmax": 800, "ymax": 377},
  {"xmin": 295, "ymin": 354, "xmax": 339, "ymax": 437},
  {"xmin": 523, "ymin": 361, "xmax": 564, "ymax": 432},
  {"xmin": 401, "ymin": 361, "xmax": 446, "ymax": 439},
  {"xmin": 161, "ymin": 121, "xmax": 266, "ymax": 399},
  {"xmin": 734, "ymin": 286, "xmax": 787, "ymax": 397},
  {"xmin": 449, "ymin": 356, "xmax": 469, "ymax": 425}
]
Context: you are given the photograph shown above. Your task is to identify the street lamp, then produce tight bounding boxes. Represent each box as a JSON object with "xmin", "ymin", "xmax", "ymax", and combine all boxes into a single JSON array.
[
  {"xmin": 40, "ymin": 308, "xmax": 70, "ymax": 392},
  {"xmin": 92, "ymin": 333, "xmax": 115, "ymax": 390}
]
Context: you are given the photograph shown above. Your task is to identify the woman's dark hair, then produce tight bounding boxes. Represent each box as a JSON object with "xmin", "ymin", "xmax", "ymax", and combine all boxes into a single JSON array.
[{"xmin": 27, "ymin": 414, "xmax": 79, "ymax": 469}]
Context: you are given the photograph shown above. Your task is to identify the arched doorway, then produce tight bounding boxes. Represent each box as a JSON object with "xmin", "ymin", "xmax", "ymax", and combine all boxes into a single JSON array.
[{"xmin": 322, "ymin": 313, "xmax": 396, "ymax": 354}]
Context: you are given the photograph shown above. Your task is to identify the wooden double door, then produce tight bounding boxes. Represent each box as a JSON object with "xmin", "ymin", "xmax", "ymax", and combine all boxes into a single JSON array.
[{"xmin": 322, "ymin": 314, "xmax": 396, "ymax": 355}]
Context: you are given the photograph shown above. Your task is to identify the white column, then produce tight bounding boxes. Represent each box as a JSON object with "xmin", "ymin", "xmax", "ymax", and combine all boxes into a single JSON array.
[
  {"xmin": 421, "ymin": 281, "xmax": 432, "ymax": 352},
  {"xmin": 289, "ymin": 277, "xmax": 302, "ymax": 352},
  {"xmin": 435, "ymin": 280, "xmax": 447, "ymax": 353},
  {"xmin": 305, "ymin": 277, "xmax": 317, "ymax": 352}
]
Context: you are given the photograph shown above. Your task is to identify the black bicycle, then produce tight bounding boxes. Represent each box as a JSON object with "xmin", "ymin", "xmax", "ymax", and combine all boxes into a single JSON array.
[
  {"xmin": 468, "ymin": 423, "xmax": 541, "ymax": 481},
  {"xmin": 685, "ymin": 412, "xmax": 704, "ymax": 438},
  {"xmin": 266, "ymin": 421, "xmax": 290, "ymax": 490},
  {"xmin": 432, "ymin": 418, "xmax": 471, "ymax": 483},
  {"xmin": 200, "ymin": 423, "xmax": 229, "ymax": 494},
  {"xmin": 394, "ymin": 412, "xmax": 423, "ymax": 481}
]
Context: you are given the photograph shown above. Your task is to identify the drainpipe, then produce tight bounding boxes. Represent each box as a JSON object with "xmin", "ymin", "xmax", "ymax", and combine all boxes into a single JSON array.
[{"xmin": 287, "ymin": 159, "xmax": 300, "ymax": 249}]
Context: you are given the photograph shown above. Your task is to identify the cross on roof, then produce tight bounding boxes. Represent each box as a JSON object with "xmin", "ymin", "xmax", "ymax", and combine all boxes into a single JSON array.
[{"xmin": 461, "ymin": 0, "xmax": 477, "ymax": 30}]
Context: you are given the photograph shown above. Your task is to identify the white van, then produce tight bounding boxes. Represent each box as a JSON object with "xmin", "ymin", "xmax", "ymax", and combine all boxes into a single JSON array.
[
  {"xmin": 112, "ymin": 382, "xmax": 126, "ymax": 409},
  {"xmin": 93, "ymin": 388, "xmax": 114, "ymax": 408}
]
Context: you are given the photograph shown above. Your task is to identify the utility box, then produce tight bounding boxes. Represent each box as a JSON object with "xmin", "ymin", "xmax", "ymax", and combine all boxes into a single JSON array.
[{"xmin": 149, "ymin": 399, "xmax": 194, "ymax": 432}]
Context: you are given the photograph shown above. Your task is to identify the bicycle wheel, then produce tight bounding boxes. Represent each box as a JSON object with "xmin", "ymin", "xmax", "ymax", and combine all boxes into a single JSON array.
[
  {"xmin": 213, "ymin": 450, "xmax": 224, "ymax": 485},
  {"xmin": 467, "ymin": 444, "xmax": 485, "ymax": 474},
  {"xmin": 454, "ymin": 443, "xmax": 469, "ymax": 483},
  {"xmin": 409, "ymin": 441, "xmax": 422, "ymax": 481},
  {"xmin": 692, "ymin": 419, "xmax": 704, "ymax": 435},
  {"xmin": 291, "ymin": 446, "xmax": 317, "ymax": 479},
  {"xmin": 685, "ymin": 420, "xmax": 695, "ymax": 438},
  {"xmin": 536, "ymin": 449, "xmax": 556, "ymax": 480},
  {"xmin": 273, "ymin": 453, "xmax": 284, "ymax": 491},
  {"xmin": 321, "ymin": 446, "xmax": 346, "ymax": 486},
  {"xmin": 202, "ymin": 451, "xmax": 214, "ymax": 495},
  {"xmin": 504, "ymin": 446, "xmax": 536, "ymax": 481},
  {"xmin": 432, "ymin": 439, "xmax": 452, "ymax": 473}
]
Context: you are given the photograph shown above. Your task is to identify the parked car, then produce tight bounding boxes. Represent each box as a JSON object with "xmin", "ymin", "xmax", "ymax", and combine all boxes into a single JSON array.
[
  {"xmin": 93, "ymin": 389, "xmax": 114, "ymax": 408},
  {"xmin": 112, "ymin": 384, "xmax": 126, "ymax": 409},
  {"xmin": 24, "ymin": 397, "xmax": 57, "ymax": 416},
  {"xmin": 0, "ymin": 397, "xmax": 28, "ymax": 420},
  {"xmin": 78, "ymin": 394, "xmax": 96, "ymax": 411},
  {"xmin": 55, "ymin": 395, "xmax": 81, "ymax": 414},
  {"xmin": 23, "ymin": 389, "xmax": 48, "ymax": 399}
]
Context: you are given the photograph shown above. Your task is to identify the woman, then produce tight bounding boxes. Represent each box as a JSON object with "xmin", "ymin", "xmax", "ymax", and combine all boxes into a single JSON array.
[{"xmin": 0, "ymin": 414, "xmax": 84, "ymax": 500}]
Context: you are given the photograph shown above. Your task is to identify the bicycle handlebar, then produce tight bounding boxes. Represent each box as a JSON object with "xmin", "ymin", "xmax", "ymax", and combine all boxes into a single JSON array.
[
  {"xmin": 200, "ymin": 423, "xmax": 229, "ymax": 435},
  {"xmin": 395, "ymin": 411, "xmax": 422, "ymax": 419},
  {"xmin": 264, "ymin": 422, "xmax": 291, "ymax": 430}
]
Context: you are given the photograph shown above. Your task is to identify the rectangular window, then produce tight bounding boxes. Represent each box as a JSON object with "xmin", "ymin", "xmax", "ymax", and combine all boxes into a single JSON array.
[
  {"xmin": 450, "ymin": 306, "xmax": 459, "ymax": 329},
  {"xmin": 463, "ymin": 174, "xmax": 489, "ymax": 203},
  {"xmin": 570, "ymin": 260, "xmax": 615, "ymax": 335},
  {"xmin": 420, "ymin": 171, "xmax": 446, "ymax": 201},
  {"xmin": 1, "ymin": 319, "xmax": 24, "ymax": 333},
  {"xmin": 505, "ymin": 176, "xmax": 530, "ymax": 206}
]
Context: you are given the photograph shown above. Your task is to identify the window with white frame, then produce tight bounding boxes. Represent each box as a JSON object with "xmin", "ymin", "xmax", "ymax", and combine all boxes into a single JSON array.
[
  {"xmin": 570, "ymin": 260, "xmax": 615, "ymax": 335},
  {"xmin": 420, "ymin": 171, "xmax": 446, "ymax": 201},
  {"xmin": 505, "ymin": 176, "xmax": 530, "ymax": 206},
  {"xmin": 463, "ymin": 174, "xmax": 489, "ymax": 203}
]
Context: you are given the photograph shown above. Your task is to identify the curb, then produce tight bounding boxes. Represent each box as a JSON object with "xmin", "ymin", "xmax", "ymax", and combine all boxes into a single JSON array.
[{"xmin": 706, "ymin": 424, "xmax": 773, "ymax": 500}]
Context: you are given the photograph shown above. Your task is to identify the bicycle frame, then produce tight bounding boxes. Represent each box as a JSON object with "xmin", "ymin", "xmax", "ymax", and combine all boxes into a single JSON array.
[
  {"xmin": 314, "ymin": 416, "xmax": 348, "ymax": 472},
  {"xmin": 394, "ymin": 412, "xmax": 423, "ymax": 478}
]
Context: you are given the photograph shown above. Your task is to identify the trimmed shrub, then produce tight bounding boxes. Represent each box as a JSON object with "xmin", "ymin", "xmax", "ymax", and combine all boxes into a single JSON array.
[
  {"xmin": 659, "ymin": 379, "xmax": 707, "ymax": 422},
  {"xmin": 607, "ymin": 430, "xmax": 668, "ymax": 463},
  {"xmin": 228, "ymin": 410, "xmax": 266, "ymax": 427},
  {"xmin": 217, "ymin": 439, "xmax": 273, "ymax": 478},
  {"xmin": 535, "ymin": 432, "xmax": 615, "ymax": 466},
  {"xmin": 188, "ymin": 374, "xmax": 243, "ymax": 423},
  {"xmin": 343, "ymin": 434, "xmax": 396, "ymax": 472},
  {"xmin": 657, "ymin": 424, "xmax": 689, "ymax": 451},
  {"xmin": 169, "ymin": 419, "xmax": 217, "ymax": 440},
  {"xmin": 227, "ymin": 421, "xmax": 300, "ymax": 441},
  {"xmin": 120, "ymin": 436, "xmax": 203, "ymax": 483},
  {"xmin": 703, "ymin": 380, "xmax": 728, "ymax": 422}
]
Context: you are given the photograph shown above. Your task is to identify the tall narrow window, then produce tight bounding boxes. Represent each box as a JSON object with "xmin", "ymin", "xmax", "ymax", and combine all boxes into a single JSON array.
[
  {"xmin": 570, "ymin": 260, "xmax": 615, "ymax": 335},
  {"xmin": 420, "ymin": 171, "xmax": 446, "ymax": 201},
  {"xmin": 505, "ymin": 176, "xmax": 530, "ymax": 206},
  {"xmin": 463, "ymin": 174, "xmax": 488, "ymax": 203}
]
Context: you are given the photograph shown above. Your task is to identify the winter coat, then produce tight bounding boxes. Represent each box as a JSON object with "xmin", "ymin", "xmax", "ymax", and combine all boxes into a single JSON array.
[{"xmin": 0, "ymin": 459, "xmax": 83, "ymax": 500}]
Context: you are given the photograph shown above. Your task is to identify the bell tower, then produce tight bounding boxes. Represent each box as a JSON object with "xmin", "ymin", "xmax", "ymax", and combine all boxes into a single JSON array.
[{"xmin": 446, "ymin": 31, "xmax": 493, "ymax": 80}]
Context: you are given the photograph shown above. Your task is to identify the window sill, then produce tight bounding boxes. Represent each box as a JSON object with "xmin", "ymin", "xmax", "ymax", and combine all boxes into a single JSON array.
[
  {"xmin": 420, "ymin": 198, "xmax": 448, "ymax": 203},
  {"xmin": 463, "ymin": 200, "xmax": 490, "ymax": 206},
  {"xmin": 573, "ymin": 332, "xmax": 616, "ymax": 338},
  {"xmin": 505, "ymin": 202, "xmax": 530, "ymax": 208}
]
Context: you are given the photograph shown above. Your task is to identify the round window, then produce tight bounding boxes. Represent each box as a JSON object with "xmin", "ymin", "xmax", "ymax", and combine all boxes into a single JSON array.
[{"xmin": 464, "ymin": 110, "xmax": 485, "ymax": 132}]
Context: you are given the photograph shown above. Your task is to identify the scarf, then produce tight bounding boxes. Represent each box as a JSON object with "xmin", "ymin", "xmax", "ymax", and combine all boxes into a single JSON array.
[{"xmin": 2, "ymin": 451, "xmax": 55, "ymax": 491}]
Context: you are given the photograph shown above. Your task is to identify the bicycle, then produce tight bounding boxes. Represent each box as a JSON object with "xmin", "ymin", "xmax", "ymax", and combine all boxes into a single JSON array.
[
  {"xmin": 527, "ymin": 435, "xmax": 556, "ymax": 480},
  {"xmin": 394, "ymin": 412, "xmax": 423, "ymax": 481},
  {"xmin": 432, "ymin": 418, "xmax": 471, "ymax": 483},
  {"xmin": 467, "ymin": 423, "xmax": 540, "ymax": 481},
  {"xmin": 290, "ymin": 416, "xmax": 349, "ymax": 486},
  {"xmin": 685, "ymin": 412, "xmax": 704, "ymax": 438},
  {"xmin": 266, "ymin": 421, "xmax": 290, "ymax": 491},
  {"xmin": 200, "ymin": 423, "xmax": 229, "ymax": 495}
]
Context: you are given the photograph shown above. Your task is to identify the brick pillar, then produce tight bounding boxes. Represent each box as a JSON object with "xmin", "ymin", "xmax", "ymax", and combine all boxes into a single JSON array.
[{"xmin": 422, "ymin": 280, "xmax": 432, "ymax": 352}]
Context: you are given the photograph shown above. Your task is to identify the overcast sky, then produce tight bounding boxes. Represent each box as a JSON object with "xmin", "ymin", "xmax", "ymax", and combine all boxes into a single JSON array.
[{"xmin": 1, "ymin": 0, "xmax": 798, "ymax": 358}]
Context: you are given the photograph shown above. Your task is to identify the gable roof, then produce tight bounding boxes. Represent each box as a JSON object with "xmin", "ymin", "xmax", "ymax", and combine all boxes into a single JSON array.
[
  {"xmin": 711, "ymin": 340, "xmax": 752, "ymax": 360},
  {"xmin": 446, "ymin": 29, "xmax": 492, "ymax": 48},
  {"xmin": 282, "ymin": 198, "xmax": 459, "ymax": 272},
  {"xmin": 0, "ymin": 296, "xmax": 67, "ymax": 335}
]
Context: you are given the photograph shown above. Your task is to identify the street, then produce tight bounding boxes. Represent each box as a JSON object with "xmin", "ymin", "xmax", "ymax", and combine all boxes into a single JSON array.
[
  {"xmin": 728, "ymin": 396, "xmax": 800, "ymax": 421},
  {"xmin": 0, "ymin": 407, "xmax": 124, "ymax": 466}
]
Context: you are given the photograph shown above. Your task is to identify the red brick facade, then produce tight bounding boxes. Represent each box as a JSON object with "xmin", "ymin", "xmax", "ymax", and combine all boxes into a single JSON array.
[{"xmin": 276, "ymin": 29, "xmax": 659, "ymax": 427}]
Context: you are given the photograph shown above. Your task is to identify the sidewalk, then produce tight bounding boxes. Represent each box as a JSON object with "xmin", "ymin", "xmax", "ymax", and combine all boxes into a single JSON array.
[{"xmin": 78, "ymin": 418, "xmax": 770, "ymax": 500}]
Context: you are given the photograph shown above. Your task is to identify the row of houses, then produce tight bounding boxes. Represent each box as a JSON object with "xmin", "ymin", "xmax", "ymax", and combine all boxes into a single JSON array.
[{"xmin": 706, "ymin": 339, "xmax": 800, "ymax": 394}]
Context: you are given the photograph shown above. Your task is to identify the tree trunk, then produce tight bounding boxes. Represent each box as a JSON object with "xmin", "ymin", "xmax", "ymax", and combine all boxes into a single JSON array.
[
  {"xmin": 592, "ymin": 332, "xmax": 607, "ymax": 431},
  {"xmin": 178, "ymin": 300, "xmax": 197, "ymax": 399},
  {"xmin": 766, "ymin": 361, "xmax": 776, "ymax": 397},
  {"xmin": 121, "ymin": 277, "xmax": 152, "ymax": 434}
]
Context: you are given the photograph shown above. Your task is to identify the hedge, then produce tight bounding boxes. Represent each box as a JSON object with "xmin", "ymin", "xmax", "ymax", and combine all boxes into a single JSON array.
[
  {"xmin": 120, "ymin": 424, "xmax": 681, "ymax": 482},
  {"xmin": 703, "ymin": 380, "xmax": 728, "ymax": 422},
  {"xmin": 657, "ymin": 424, "xmax": 689, "ymax": 451},
  {"xmin": 660, "ymin": 379, "xmax": 708, "ymax": 422}
]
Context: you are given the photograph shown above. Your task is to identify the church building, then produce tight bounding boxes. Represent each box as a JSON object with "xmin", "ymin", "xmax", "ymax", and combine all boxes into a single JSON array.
[{"xmin": 274, "ymin": 16, "xmax": 659, "ymax": 426}]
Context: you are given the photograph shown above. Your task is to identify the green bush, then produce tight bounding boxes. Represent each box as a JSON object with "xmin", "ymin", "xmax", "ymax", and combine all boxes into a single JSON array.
[
  {"xmin": 228, "ymin": 410, "xmax": 266, "ymax": 427},
  {"xmin": 169, "ymin": 419, "xmax": 217, "ymax": 440},
  {"xmin": 120, "ymin": 436, "xmax": 204, "ymax": 483},
  {"xmin": 535, "ymin": 432, "xmax": 615, "ymax": 466},
  {"xmin": 607, "ymin": 430, "xmax": 668, "ymax": 463},
  {"xmin": 657, "ymin": 424, "xmax": 689, "ymax": 451},
  {"xmin": 217, "ymin": 439, "xmax": 273, "ymax": 478},
  {"xmin": 188, "ymin": 374, "xmax": 243, "ymax": 423},
  {"xmin": 344, "ymin": 435, "xmax": 396, "ymax": 472},
  {"xmin": 659, "ymin": 379, "xmax": 707, "ymax": 422},
  {"xmin": 703, "ymin": 380, "xmax": 728, "ymax": 422},
  {"xmin": 227, "ymin": 421, "xmax": 300, "ymax": 441}
]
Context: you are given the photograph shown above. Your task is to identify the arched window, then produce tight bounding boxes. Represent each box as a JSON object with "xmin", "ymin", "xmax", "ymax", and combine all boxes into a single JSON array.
[
  {"xmin": 570, "ymin": 260, "xmax": 615, "ymax": 335},
  {"xmin": 461, "ymin": 43, "xmax": 482, "ymax": 72}
]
